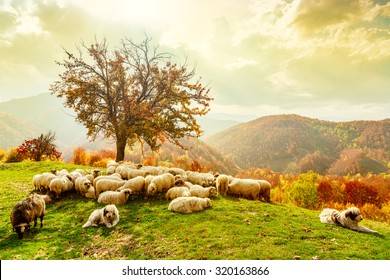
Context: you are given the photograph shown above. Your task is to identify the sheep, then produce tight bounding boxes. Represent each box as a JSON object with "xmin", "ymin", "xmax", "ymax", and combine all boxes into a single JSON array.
[
  {"xmin": 95, "ymin": 179, "xmax": 126, "ymax": 196},
  {"xmin": 10, "ymin": 194, "xmax": 46, "ymax": 239},
  {"xmin": 202, "ymin": 172, "xmax": 216, "ymax": 186},
  {"xmin": 116, "ymin": 176, "xmax": 145, "ymax": 194},
  {"xmin": 85, "ymin": 186, "xmax": 96, "ymax": 199},
  {"xmin": 216, "ymin": 174, "xmax": 230, "ymax": 196},
  {"xmin": 32, "ymin": 174, "xmax": 41, "ymax": 191},
  {"xmin": 186, "ymin": 171, "xmax": 208, "ymax": 187},
  {"xmin": 106, "ymin": 160, "xmax": 120, "ymax": 175},
  {"xmin": 168, "ymin": 197, "xmax": 212, "ymax": 213},
  {"xmin": 75, "ymin": 176, "xmax": 93, "ymax": 196},
  {"xmin": 140, "ymin": 165, "xmax": 163, "ymax": 176},
  {"xmin": 97, "ymin": 189, "xmax": 132, "ymax": 205},
  {"xmin": 257, "ymin": 180, "xmax": 271, "ymax": 202},
  {"xmin": 73, "ymin": 169, "xmax": 86, "ymax": 176},
  {"xmin": 146, "ymin": 173, "xmax": 175, "ymax": 196},
  {"xmin": 227, "ymin": 178, "xmax": 261, "ymax": 200},
  {"xmin": 49, "ymin": 175, "xmax": 73, "ymax": 198},
  {"xmin": 126, "ymin": 168, "xmax": 148, "ymax": 179},
  {"xmin": 36, "ymin": 172, "xmax": 57, "ymax": 192},
  {"xmin": 190, "ymin": 185, "xmax": 217, "ymax": 198},
  {"xmin": 164, "ymin": 167, "xmax": 186, "ymax": 178},
  {"xmin": 93, "ymin": 173, "xmax": 122, "ymax": 187},
  {"xmin": 57, "ymin": 169, "xmax": 69, "ymax": 176},
  {"xmin": 165, "ymin": 187, "xmax": 191, "ymax": 200}
]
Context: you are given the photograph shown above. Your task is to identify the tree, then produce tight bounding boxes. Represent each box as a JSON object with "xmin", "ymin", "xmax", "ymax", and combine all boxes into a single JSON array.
[
  {"xmin": 17, "ymin": 131, "xmax": 62, "ymax": 161},
  {"xmin": 50, "ymin": 36, "xmax": 212, "ymax": 161}
]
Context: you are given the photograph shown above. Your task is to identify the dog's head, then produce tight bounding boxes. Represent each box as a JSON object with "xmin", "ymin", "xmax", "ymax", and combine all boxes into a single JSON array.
[
  {"xmin": 103, "ymin": 204, "xmax": 118, "ymax": 226},
  {"xmin": 345, "ymin": 207, "xmax": 363, "ymax": 222}
]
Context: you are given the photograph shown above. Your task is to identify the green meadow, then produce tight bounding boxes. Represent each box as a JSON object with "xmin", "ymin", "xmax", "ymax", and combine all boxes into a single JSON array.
[{"xmin": 0, "ymin": 161, "xmax": 389, "ymax": 260}]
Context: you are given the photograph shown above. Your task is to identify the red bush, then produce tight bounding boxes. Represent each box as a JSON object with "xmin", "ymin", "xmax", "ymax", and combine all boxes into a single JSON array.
[{"xmin": 345, "ymin": 181, "xmax": 382, "ymax": 207}]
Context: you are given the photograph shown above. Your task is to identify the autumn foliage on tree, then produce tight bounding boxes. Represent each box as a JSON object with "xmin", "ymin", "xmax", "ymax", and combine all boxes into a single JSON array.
[
  {"xmin": 50, "ymin": 36, "xmax": 212, "ymax": 162},
  {"xmin": 17, "ymin": 131, "xmax": 62, "ymax": 161}
]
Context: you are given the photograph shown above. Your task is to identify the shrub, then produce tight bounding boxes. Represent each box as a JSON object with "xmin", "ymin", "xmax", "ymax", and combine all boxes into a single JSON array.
[
  {"xmin": 345, "ymin": 181, "xmax": 382, "ymax": 207},
  {"xmin": 3, "ymin": 147, "xmax": 22, "ymax": 163},
  {"xmin": 0, "ymin": 149, "xmax": 6, "ymax": 162},
  {"xmin": 16, "ymin": 131, "xmax": 61, "ymax": 161},
  {"xmin": 284, "ymin": 181, "xmax": 319, "ymax": 209}
]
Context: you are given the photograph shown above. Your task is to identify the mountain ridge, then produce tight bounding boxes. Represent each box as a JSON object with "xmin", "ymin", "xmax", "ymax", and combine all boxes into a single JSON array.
[{"xmin": 205, "ymin": 114, "xmax": 390, "ymax": 175}]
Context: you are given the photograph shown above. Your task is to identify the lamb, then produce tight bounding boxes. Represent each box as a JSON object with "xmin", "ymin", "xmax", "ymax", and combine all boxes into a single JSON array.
[
  {"xmin": 10, "ymin": 194, "xmax": 46, "ymax": 239},
  {"xmin": 190, "ymin": 185, "xmax": 217, "ymax": 198},
  {"xmin": 49, "ymin": 175, "xmax": 73, "ymax": 198},
  {"xmin": 75, "ymin": 176, "xmax": 93, "ymax": 196},
  {"xmin": 165, "ymin": 187, "xmax": 191, "ymax": 200},
  {"xmin": 97, "ymin": 189, "xmax": 132, "ymax": 205},
  {"xmin": 168, "ymin": 197, "xmax": 212, "ymax": 213},
  {"xmin": 257, "ymin": 180, "xmax": 271, "ymax": 202},
  {"xmin": 146, "ymin": 173, "xmax": 175, "ymax": 196},
  {"xmin": 216, "ymin": 174, "xmax": 230, "ymax": 196},
  {"xmin": 95, "ymin": 179, "xmax": 126, "ymax": 196},
  {"xmin": 227, "ymin": 178, "xmax": 261, "ymax": 200},
  {"xmin": 116, "ymin": 176, "xmax": 145, "ymax": 194}
]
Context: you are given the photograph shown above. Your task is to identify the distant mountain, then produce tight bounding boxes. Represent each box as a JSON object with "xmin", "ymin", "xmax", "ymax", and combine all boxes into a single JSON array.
[
  {"xmin": 205, "ymin": 114, "xmax": 390, "ymax": 175},
  {"xmin": 0, "ymin": 93, "xmax": 240, "ymax": 174}
]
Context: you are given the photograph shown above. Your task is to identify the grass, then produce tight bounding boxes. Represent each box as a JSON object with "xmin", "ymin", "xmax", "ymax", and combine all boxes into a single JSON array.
[{"xmin": 0, "ymin": 161, "xmax": 389, "ymax": 260}]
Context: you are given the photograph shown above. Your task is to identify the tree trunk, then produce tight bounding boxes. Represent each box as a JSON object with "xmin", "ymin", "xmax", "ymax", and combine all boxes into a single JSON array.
[{"xmin": 115, "ymin": 137, "xmax": 127, "ymax": 162}]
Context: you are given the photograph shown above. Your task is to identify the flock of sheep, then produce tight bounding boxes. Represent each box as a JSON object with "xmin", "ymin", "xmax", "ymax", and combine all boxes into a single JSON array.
[{"xmin": 10, "ymin": 160, "xmax": 271, "ymax": 238}]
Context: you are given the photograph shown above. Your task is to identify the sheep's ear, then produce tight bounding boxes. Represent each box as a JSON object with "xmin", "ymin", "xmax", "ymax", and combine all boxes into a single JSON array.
[{"xmin": 66, "ymin": 175, "xmax": 72, "ymax": 181}]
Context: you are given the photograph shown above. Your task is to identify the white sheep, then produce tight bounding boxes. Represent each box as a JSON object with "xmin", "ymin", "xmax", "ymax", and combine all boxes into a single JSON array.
[
  {"xmin": 93, "ymin": 173, "xmax": 123, "ymax": 187},
  {"xmin": 97, "ymin": 189, "xmax": 132, "ymax": 205},
  {"xmin": 32, "ymin": 174, "xmax": 42, "ymax": 191},
  {"xmin": 190, "ymin": 185, "xmax": 217, "ymax": 198},
  {"xmin": 186, "ymin": 171, "xmax": 208, "ymax": 187},
  {"xmin": 75, "ymin": 176, "xmax": 93, "ymax": 196},
  {"xmin": 140, "ymin": 166, "xmax": 163, "ymax": 176},
  {"xmin": 85, "ymin": 186, "xmax": 96, "ymax": 199},
  {"xmin": 168, "ymin": 197, "xmax": 212, "ymax": 213},
  {"xmin": 116, "ymin": 176, "xmax": 145, "ymax": 194},
  {"xmin": 146, "ymin": 173, "xmax": 175, "ymax": 196},
  {"xmin": 227, "ymin": 178, "xmax": 261, "ymax": 200},
  {"xmin": 49, "ymin": 175, "xmax": 73, "ymax": 198},
  {"xmin": 216, "ymin": 174, "xmax": 230, "ymax": 196},
  {"xmin": 36, "ymin": 172, "xmax": 57, "ymax": 191},
  {"xmin": 95, "ymin": 179, "xmax": 126, "ymax": 196},
  {"xmin": 165, "ymin": 187, "xmax": 191, "ymax": 200},
  {"xmin": 126, "ymin": 169, "xmax": 148, "ymax": 179}
]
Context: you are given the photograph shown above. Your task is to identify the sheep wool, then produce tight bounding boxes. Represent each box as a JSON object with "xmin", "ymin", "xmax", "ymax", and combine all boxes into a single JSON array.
[
  {"xmin": 165, "ymin": 187, "xmax": 191, "ymax": 200},
  {"xmin": 189, "ymin": 185, "xmax": 217, "ymax": 198},
  {"xmin": 97, "ymin": 189, "xmax": 131, "ymax": 205},
  {"xmin": 147, "ymin": 173, "xmax": 175, "ymax": 196}
]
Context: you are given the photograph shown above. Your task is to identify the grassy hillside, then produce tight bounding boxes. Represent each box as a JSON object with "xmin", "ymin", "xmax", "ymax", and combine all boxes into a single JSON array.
[
  {"xmin": 0, "ymin": 162, "xmax": 389, "ymax": 260},
  {"xmin": 206, "ymin": 114, "xmax": 390, "ymax": 175}
]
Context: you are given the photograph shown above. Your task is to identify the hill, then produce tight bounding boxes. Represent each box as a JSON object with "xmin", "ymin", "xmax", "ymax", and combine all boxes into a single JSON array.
[
  {"xmin": 205, "ymin": 114, "xmax": 390, "ymax": 175},
  {"xmin": 0, "ymin": 93, "xmax": 239, "ymax": 174},
  {"xmin": 0, "ymin": 162, "xmax": 389, "ymax": 260}
]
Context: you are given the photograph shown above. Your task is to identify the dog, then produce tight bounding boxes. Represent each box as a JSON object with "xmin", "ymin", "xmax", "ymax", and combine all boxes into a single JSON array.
[
  {"xmin": 319, "ymin": 206, "xmax": 377, "ymax": 233},
  {"xmin": 82, "ymin": 204, "xmax": 119, "ymax": 228}
]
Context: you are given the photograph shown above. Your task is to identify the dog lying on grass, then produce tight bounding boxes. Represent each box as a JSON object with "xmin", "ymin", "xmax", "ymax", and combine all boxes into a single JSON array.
[
  {"xmin": 82, "ymin": 204, "xmax": 119, "ymax": 228},
  {"xmin": 319, "ymin": 206, "xmax": 378, "ymax": 233}
]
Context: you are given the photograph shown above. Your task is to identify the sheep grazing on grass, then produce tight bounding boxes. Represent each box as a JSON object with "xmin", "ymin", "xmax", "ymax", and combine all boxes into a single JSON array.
[
  {"xmin": 95, "ymin": 179, "xmax": 126, "ymax": 196},
  {"xmin": 227, "ymin": 178, "xmax": 261, "ymax": 200},
  {"xmin": 10, "ymin": 194, "xmax": 46, "ymax": 239},
  {"xmin": 146, "ymin": 173, "xmax": 175, "ymax": 196},
  {"xmin": 85, "ymin": 186, "xmax": 96, "ymax": 199},
  {"xmin": 49, "ymin": 175, "xmax": 73, "ymax": 199},
  {"xmin": 34, "ymin": 172, "xmax": 57, "ymax": 192},
  {"xmin": 168, "ymin": 197, "xmax": 212, "ymax": 213},
  {"xmin": 75, "ymin": 177, "xmax": 93, "ymax": 196},
  {"xmin": 165, "ymin": 187, "xmax": 191, "ymax": 200},
  {"xmin": 97, "ymin": 189, "xmax": 132, "ymax": 205},
  {"xmin": 190, "ymin": 185, "xmax": 217, "ymax": 198},
  {"xmin": 216, "ymin": 174, "xmax": 230, "ymax": 196},
  {"xmin": 116, "ymin": 176, "xmax": 145, "ymax": 194}
]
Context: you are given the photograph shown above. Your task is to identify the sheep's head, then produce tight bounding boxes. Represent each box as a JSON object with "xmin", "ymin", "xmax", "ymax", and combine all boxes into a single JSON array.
[
  {"xmin": 13, "ymin": 223, "xmax": 30, "ymax": 239},
  {"xmin": 209, "ymin": 187, "xmax": 217, "ymax": 196},
  {"xmin": 147, "ymin": 183, "xmax": 157, "ymax": 196}
]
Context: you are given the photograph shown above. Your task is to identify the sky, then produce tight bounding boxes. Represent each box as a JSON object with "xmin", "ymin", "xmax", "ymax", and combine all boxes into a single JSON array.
[{"xmin": 0, "ymin": 0, "xmax": 390, "ymax": 122}]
